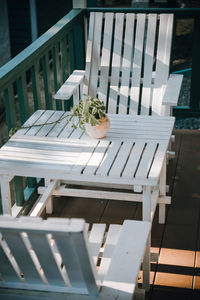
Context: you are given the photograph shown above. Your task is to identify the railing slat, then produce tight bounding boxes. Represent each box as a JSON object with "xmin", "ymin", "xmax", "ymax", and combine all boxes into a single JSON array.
[
  {"xmin": 60, "ymin": 38, "xmax": 70, "ymax": 111},
  {"xmin": 69, "ymin": 30, "xmax": 75, "ymax": 72},
  {"xmin": 31, "ymin": 63, "xmax": 42, "ymax": 110},
  {"xmin": 41, "ymin": 54, "xmax": 52, "ymax": 110},
  {"xmin": 52, "ymin": 45, "xmax": 62, "ymax": 110},
  {"xmin": 3, "ymin": 86, "xmax": 17, "ymax": 130},
  {"xmin": 16, "ymin": 74, "xmax": 30, "ymax": 124}
]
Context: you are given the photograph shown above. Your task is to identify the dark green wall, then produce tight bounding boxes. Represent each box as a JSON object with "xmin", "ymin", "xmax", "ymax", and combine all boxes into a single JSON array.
[
  {"xmin": 36, "ymin": 0, "xmax": 72, "ymax": 36},
  {"xmin": 7, "ymin": 0, "xmax": 72, "ymax": 58},
  {"xmin": 7, "ymin": 0, "xmax": 31, "ymax": 58}
]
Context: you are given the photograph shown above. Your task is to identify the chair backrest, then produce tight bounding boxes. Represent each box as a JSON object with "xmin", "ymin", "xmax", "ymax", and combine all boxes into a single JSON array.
[
  {"xmin": 83, "ymin": 12, "xmax": 173, "ymax": 116},
  {"xmin": 0, "ymin": 216, "xmax": 99, "ymax": 296}
]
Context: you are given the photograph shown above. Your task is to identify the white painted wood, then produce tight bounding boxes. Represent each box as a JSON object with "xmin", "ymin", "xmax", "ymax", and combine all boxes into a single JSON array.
[
  {"xmin": 45, "ymin": 179, "xmax": 54, "ymax": 214},
  {"xmin": 150, "ymin": 187, "xmax": 159, "ymax": 222},
  {"xmin": 88, "ymin": 13, "xmax": 103, "ymax": 98},
  {"xmin": 73, "ymin": 0, "xmax": 87, "ymax": 8},
  {"xmin": 98, "ymin": 13, "xmax": 114, "ymax": 106},
  {"xmin": 142, "ymin": 186, "xmax": 151, "ymax": 291},
  {"xmin": 98, "ymin": 224, "xmax": 122, "ymax": 281},
  {"xmin": 142, "ymin": 232, "xmax": 150, "ymax": 292},
  {"xmin": 100, "ymin": 220, "xmax": 151, "ymax": 297},
  {"xmin": 24, "ymin": 110, "xmax": 55, "ymax": 136},
  {"xmin": 0, "ymin": 217, "xmax": 151, "ymax": 299},
  {"xmin": 109, "ymin": 142, "xmax": 133, "ymax": 177},
  {"xmin": 14, "ymin": 110, "xmax": 45, "ymax": 136},
  {"xmin": 11, "ymin": 203, "xmax": 23, "ymax": 217},
  {"xmin": 38, "ymin": 186, "xmax": 171, "ymax": 204},
  {"xmin": 58, "ymin": 116, "xmax": 79, "ymax": 138},
  {"xmin": 140, "ymin": 14, "xmax": 157, "ymax": 115},
  {"xmin": 118, "ymin": 14, "xmax": 135, "ymax": 114},
  {"xmin": 0, "ymin": 175, "xmax": 12, "ymax": 214},
  {"xmin": 71, "ymin": 140, "xmax": 99, "ymax": 174},
  {"xmin": 83, "ymin": 12, "xmax": 95, "ymax": 96},
  {"xmin": 162, "ymin": 74, "xmax": 183, "ymax": 105},
  {"xmin": 108, "ymin": 13, "xmax": 124, "ymax": 113},
  {"xmin": 148, "ymin": 141, "xmax": 168, "ymax": 181},
  {"xmin": 52, "ymin": 13, "xmax": 179, "ymax": 118},
  {"xmin": 33, "ymin": 111, "xmax": 65, "ymax": 137},
  {"xmin": 47, "ymin": 111, "xmax": 71, "ymax": 137},
  {"xmin": 54, "ymin": 70, "xmax": 85, "ymax": 100},
  {"xmin": 135, "ymin": 141, "xmax": 158, "ymax": 179},
  {"xmin": 89, "ymin": 223, "xmax": 106, "ymax": 265},
  {"xmin": 30, "ymin": 180, "xmax": 57, "ymax": 216},
  {"xmin": 96, "ymin": 141, "xmax": 121, "ymax": 176},
  {"xmin": 158, "ymin": 155, "xmax": 167, "ymax": 224},
  {"xmin": 73, "ymin": 87, "xmax": 79, "ymax": 106},
  {"xmin": 129, "ymin": 14, "xmax": 146, "ymax": 115},
  {"xmin": 122, "ymin": 141, "xmax": 146, "ymax": 178},
  {"xmin": 83, "ymin": 140, "xmax": 110, "ymax": 176},
  {"xmin": 151, "ymin": 14, "xmax": 174, "ymax": 116}
]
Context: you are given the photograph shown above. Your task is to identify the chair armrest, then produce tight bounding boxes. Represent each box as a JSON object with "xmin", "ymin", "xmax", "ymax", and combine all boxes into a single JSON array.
[
  {"xmin": 163, "ymin": 74, "xmax": 183, "ymax": 106},
  {"xmin": 100, "ymin": 220, "xmax": 151, "ymax": 299},
  {"xmin": 54, "ymin": 70, "xmax": 85, "ymax": 100}
]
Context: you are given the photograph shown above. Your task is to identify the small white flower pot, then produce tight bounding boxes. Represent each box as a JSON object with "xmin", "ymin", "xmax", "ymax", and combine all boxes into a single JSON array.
[{"xmin": 85, "ymin": 115, "xmax": 110, "ymax": 139}]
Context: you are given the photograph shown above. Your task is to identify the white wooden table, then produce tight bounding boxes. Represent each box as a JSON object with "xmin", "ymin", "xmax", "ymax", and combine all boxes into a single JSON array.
[
  {"xmin": 0, "ymin": 109, "xmax": 174, "ymax": 291},
  {"xmin": 0, "ymin": 109, "xmax": 174, "ymax": 219}
]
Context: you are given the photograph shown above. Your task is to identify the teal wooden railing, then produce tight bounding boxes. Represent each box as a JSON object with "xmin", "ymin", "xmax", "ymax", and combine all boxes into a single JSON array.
[
  {"xmin": 0, "ymin": 8, "xmax": 85, "ymax": 213},
  {"xmin": 0, "ymin": 6, "xmax": 200, "ymax": 213}
]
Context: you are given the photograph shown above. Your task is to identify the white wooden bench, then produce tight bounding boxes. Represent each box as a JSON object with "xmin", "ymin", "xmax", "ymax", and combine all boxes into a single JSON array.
[{"xmin": 0, "ymin": 216, "xmax": 151, "ymax": 300}]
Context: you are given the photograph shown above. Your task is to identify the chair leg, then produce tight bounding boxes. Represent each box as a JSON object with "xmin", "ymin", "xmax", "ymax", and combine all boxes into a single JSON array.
[
  {"xmin": 159, "ymin": 156, "xmax": 167, "ymax": 224},
  {"xmin": 159, "ymin": 203, "xmax": 166, "ymax": 224},
  {"xmin": 142, "ymin": 232, "xmax": 151, "ymax": 292},
  {"xmin": 142, "ymin": 186, "xmax": 151, "ymax": 291}
]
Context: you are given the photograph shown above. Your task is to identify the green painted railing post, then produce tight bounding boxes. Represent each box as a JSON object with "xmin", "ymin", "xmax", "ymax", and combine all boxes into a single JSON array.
[
  {"xmin": 31, "ymin": 63, "xmax": 42, "ymax": 110},
  {"xmin": 190, "ymin": 17, "xmax": 200, "ymax": 112},
  {"xmin": 41, "ymin": 55, "xmax": 53, "ymax": 109},
  {"xmin": 52, "ymin": 46, "xmax": 62, "ymax": 110}
]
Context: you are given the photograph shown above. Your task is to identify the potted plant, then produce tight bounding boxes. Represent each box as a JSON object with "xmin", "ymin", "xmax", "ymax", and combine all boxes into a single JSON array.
[
  {"xmin": 71, "ymin": 96, "xmax": 110, "ymax": 139},
  {"xmin": 9, "ymin": 96, "xmax": 110, "ymax": 139}
]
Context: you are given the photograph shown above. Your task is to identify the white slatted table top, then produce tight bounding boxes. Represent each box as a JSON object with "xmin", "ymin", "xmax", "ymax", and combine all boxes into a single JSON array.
[{"xmin": 0, "ymin": 110, "xmax": 175, "ymax": 187}]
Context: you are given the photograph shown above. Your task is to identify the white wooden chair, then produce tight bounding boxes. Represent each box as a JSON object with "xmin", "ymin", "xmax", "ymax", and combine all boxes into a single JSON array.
[
  {"xmin": 54, "ymin": 12, "xmax": 183, "ymax": 224},
  {"xmin": 0, "ymin": 216, "xmax": 151, "ymax": 300}
]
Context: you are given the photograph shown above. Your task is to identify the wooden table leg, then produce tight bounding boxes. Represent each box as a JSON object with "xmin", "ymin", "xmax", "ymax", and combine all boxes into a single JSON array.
[{"xmin": 0, "ymin": 175, "xmax": 13, "ymax": 215}]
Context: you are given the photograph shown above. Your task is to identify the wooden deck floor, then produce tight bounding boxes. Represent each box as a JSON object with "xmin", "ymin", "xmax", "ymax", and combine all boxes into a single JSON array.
[{"xmin": 43, "ymin": 130, "xmax": 200, "ymax": 299}]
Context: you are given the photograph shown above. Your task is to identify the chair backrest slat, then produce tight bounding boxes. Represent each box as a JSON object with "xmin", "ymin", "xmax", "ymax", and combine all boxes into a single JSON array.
[
  {"xmin": 140, "ymin": 14, "xmax": 157, "ymax": 115},
  {"xmin": 108, "ymin": 13, "xmax": 124, "ymax": 113},
  {"xmin": 27, "ymin": 232, "xmax": 69, "ymax": 286},
  {"xmin": 118, "ymin": 13, "xmax": 135, "ymax": 114},
  {"xmin": 98, "ymin": 13, "xmax": 114, "ymax": 106},
  {"xmin": 84, "ymin": 12, "xmax": 174, "ymax": 116},
  {"xmin": 87, "ymin": 12, "xmax": 103, "ymax": 98},
  {"xmin": 152, "ymin": 14, "xmax": 174, "ymax": 116},
  {"xmin": 83, "ymin": 12, "xmax": 95, "ymax": 96},
  {"xmin": 0, "ymin": 238, "xmax": 22, "ymax": 282},
  {"xmin": 1, "ymin": 231, "xmax": 44, "ymax": 284},
  {"xmin": 129, "ymin": 14, "xmax": 146, "ymax": 115}
]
